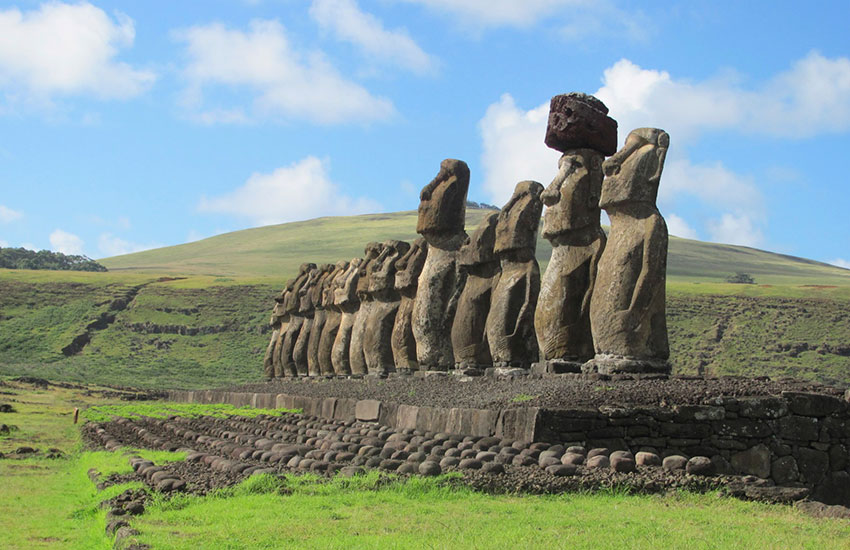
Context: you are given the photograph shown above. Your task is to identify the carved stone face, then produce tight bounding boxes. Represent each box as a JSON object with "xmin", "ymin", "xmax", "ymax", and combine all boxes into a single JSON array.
[
  {"xmin": 356, "ymin": 242, "xmax": 382, "ymax": 295},
  {"xmin": 394, "ymin": 238, "xmax": 428, "ymax": 291},
  {"xmin": 322, "ymin": 261, "xmax": 349, "ymax": 308},
  {"xmin": 369, "ymin": 240, "xmax": 410, "ymax": 292},
  {"xmin": 416, "ymin": 159, "xmax": 470, "ymax": 240},
  {"xmin": 285, "ymin": 263, "xmax": 315, "ymax": 313},
  {"xmin": 600, "ymin": 127, "xmax": 669, "ymax": 209},
  {"xmin": 542, "ymin": 149, "xmax": 604, "ymax": 238},
  {"xmin": 494, "ymin": 180, "xmax": 544, "ymax": 254},
  {"xmin": 334, "ymin": 258, "xmax": 362, "ymax": 306},
  {"xmin": 459, "ymin": 212, "xmax": 498, "ymax": 267}
]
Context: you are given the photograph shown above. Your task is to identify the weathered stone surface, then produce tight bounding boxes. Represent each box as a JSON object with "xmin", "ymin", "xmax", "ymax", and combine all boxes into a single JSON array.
[
  {"xmin": 739, "ymin": 397, "xmax": 789, "ymax": 419},
  {"xmin": 686, "ymin": 456, "xmax": 714, "ymax": 476},
  {"xmin": 487, "ymin": 181, "xmax": 544, "ymax": 368},
  {"xmin": 308, "ymin": 264, "xmax": 336, "ymax": 377},
  {"xmin": 279, "ymin": 264, "xmax": 315, "ymax": 377},
  {"xmin": 610, "ymin": 450, "xmax": 636, "ymax": 473},
  {"xmin": 264, "ymin": 328, "xmax": 280, "ymax": 379},
  {"xmin": 331, "ymin": 258, "xmax": 363, "ymax": 376},
  {"xmin": 536, "ymin": 149, "xmax": 606, "ymax": 366},
  {"xmin": 364, "ymin": 240, "xmax": 410, "ymax": 376},
  {"xmin": 391, "ymin": 238, "xmax": 427, "ymax": 372},
  {"xmin": 318, "ymin": 261, "xmax": 349, "ymax": 376},
  {"xmin": 662, "ymin": 455, "xmax": 688, "ymax": 472},
  {"xmin": 452, "ymin": 213, "xmax": 500, "ymax": 368},
  {"xmin": 544, "ymin": 92, "xmax": 617, "ymax": 156},
  {"xmin": 586, "ymin": 455, "xmax": 609, "ymax": 469},
  {"xmin": 547, "ymin": 464, "xmax": 578, "ymax": 476},
  {"xmin": 586, "ymin": 128, "xmax": 670, "ymax": 374},
  {"xmin": 813, "ymin": 471, "xmax": 850, "ymax": 506},
  {"xmin": 731, "ymin": 444, "xmax": 771, "ymax": 478},
  {"xmin": 355, "ymin": 399, "xmax": 382, "ymax": 422},
  {"xmin": 777, "ymin": 415, "xmax": 819, "ymax": 441},
  {"xmin": 350, "ymin": 243, "xmax": 382, "ymax": 375},
  {"xmin": 413, "ymin": 160, "xmax": 470, "ymax": 371},
  {"xmin": 771, "ymin": 455, "xmax": 800, "ymax": 484},
  {"xmin": 293, "ymin": 265, "xmax": 324, "ymax": 376},
  {"xmin": 419, "ymin": 460, "xmax": 442, "ymax": 476},
  {"xmin": 795, "ymin": 447, "xmax": 829, "ymax": 484},
  {"xmin": 782, "ymin": 391, "xmax": 846, "ymax": 417},
  {"xmin": 636, "ymin": 451, "xmax": 661, "ymax": 466}
]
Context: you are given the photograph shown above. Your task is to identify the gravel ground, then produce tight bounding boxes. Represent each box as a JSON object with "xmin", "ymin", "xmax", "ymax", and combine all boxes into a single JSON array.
[{"xmin": 222, "ymin": 374, "xmax": 843, "ymax": 410}]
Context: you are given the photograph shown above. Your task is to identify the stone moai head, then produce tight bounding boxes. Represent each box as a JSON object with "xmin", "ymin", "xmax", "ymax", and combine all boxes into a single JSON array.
[
  {"xmin": 310, "ymin": 264, "xmax": 335, "ymax": 307},
  {"xmin": 494, "ymin": 181, "xmax": 545, "ymax": 254},
  {"xmin": 541, "ymin": 149, "xmax": 605, "ymax": 239},
  {"xmin": 394, "ymin": 238, "xmax": 428, "ymax": 292},
  {"xmin": 544, "ymin": 92, "xmax": 618, "ymax": 156},
  {"xmin": 600, "ymin": 127, "xmax": 669, "ymax": 209},
  {"xmin": 370, "ymin": 240, "xmax": 411, "ymax": 293},
  {"xmin": 286, "ymin": 263, "xmax": 316, "ymax": 313},
  {"xmin": 416, "ymin": 159, "xmax": 470, "ymax": 242},
  {"xmin": 322, "ymin": 260, "xmax": 349, "ymax": 308},
  {"xmin": 334, "ymin": 258, "xmax": 362, "ymax": 307},
  {"xmin": 459, "ymin": 212, "xmax": 499, "ymax": 267},
  {"xmin": 356, "ymin": 242, "xmax": 382, "ymax": 296},
  {"xmin": 299, "ymin": 264, "xmax": 326, "ymax": 313}
]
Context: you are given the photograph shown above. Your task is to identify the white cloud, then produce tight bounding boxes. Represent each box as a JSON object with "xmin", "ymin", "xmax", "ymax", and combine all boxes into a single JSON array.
[
  {"xmin": 21, "ymin": 242, "xmax": 37, "ymax": 251},
  {"xmin": 707, "ymin": 213, "xmax": 764, "ymax": 248},
  {"xmin": 0, "ymin": 204, "xmax": 23, "ymax": 223},
  {"xmin": 175, "ymin": 20, "xmax": 394, "ymax": 124},
  {"xmin": 0, "ymin": 2, "xmax": 154, "ymax": 106},
  {"xmin": 49, "ymin": 229, "xmax": 84, "ymax": 255},
  {"xmin": 97, "ymin": 233, "xmax": 159, "ymax": 257},
  {"xmin": 666, "ymin": 214, "xmax": 698, "ymax": 240},
  {"xmin": 595, "ymin": 52, "xmax": 850, "ymax": 141},
  {"xmin": 479, "ymin": 93, "xmax": 560, "ymax": 204},
  {"xmin": 828, "ymin": 258, "xmax": 850, "ymax": 270},
  {"xmin": 0, "ymin": 239, "xmax": 8, "ymax": 247},
  {"xmin": 310, "ymin": 0, "xmax": 436, "ymax": 74},
  {"xmin": 198, "ymin": 156, "xmax": 381, "ymax": 225}
]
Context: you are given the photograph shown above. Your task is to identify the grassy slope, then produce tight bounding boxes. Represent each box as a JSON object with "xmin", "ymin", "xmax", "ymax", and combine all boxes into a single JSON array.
[
  {"xmin": 3, "ymin": 383, "xmax": 847, "ymax": 550},
  {"xmin": 101, "ymin": 209, "xmax": 850, "ymax": 287}
]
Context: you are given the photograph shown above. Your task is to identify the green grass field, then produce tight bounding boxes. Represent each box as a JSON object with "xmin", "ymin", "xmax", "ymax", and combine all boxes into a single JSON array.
[{"xmin": 2, "ymin": 382, "xmax": 847, "ymax": 550}]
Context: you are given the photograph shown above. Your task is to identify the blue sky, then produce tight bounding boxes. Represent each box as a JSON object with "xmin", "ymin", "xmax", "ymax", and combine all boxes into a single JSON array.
[{"xmin": 0, "ymin": 0, "xmax": 848, "ymax": 268}]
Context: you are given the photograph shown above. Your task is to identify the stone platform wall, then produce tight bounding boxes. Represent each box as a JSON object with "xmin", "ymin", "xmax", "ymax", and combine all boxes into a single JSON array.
[{"xmin": 167, "ymin": 389, "xmax": 850, "ymax": 503}]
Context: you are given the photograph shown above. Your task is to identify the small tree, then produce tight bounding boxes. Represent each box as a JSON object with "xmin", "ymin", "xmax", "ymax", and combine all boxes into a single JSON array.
[{"xmin": 726, "ymin": 272, "xmax": 755, "ymax": 284}]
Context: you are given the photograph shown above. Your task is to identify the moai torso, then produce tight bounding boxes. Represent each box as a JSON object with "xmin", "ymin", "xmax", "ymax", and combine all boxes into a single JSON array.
[
  {"xmin": 349, "ymin": 243, "xmax": 382, "ymax": 376},
  {"xmin": 280, "ymin": 264, "xmax": 315, "ymax": 377},
  {"xmin": 316, "ymin": 261, "xmax": 348, "ymax": 377},
  {"xmin": 307, "ymin": 264, "xmax": 335, "ymax": 377},
  {"xmin": 293, "ymin": 265, "xmax": 323, "ymax": 376},
  {"xmin": 535, "ymin": 149, "xmax": 607, "ymax": 368},
  {"xmin": 391, "ymin": 238, "xmax": 427, "ymax": 373},
  {"xmin": 364, "ymin": 240, "xmax": 409, "ymax": 376},
  {"xmin": 586, "ymin": 127, "xmax": 670, "ymax": 374},
  {"xmin": 265, "ymin": 297, "xmax": 287, "ymax": 379},
  {"xmin": 331, "ymin": 258, "xmax": 362, "ymax": 376},
  {"xmin": 412, "ymin": 159, "xmax": 470, "ymax": 371},
  {"xmin": 486, "ymin": 181, "xmax": 544, "ymax": 369},
  {"xmin": 452, "ymin": 212, "xmax": 500, "ymax": 371}
]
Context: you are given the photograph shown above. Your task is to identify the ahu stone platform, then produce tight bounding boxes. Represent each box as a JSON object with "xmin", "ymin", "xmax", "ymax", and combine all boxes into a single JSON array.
[{"xmin": 168, "ymin": 377, "xmax": 850, "ymax": 505}]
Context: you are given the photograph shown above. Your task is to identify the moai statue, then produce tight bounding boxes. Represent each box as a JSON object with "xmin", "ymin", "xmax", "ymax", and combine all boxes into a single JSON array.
[
  {"xmin": 391, "ymin": 238, "xmax": 427, "ymax": 373},
  {"xmin": 451, "ymin": 212, "xmax": 500, "ymax": 373},
  {"xmin": 279, "ymin": 264, "xmax": 315, "ymax": 377},
  {"xmin": 412, "ymin": 159, "xmax": 470, "ymax": 372},
  {"xmin": 364, "ymin": 240, "xmax": 410, "ymax": 377},
  {"xmin": 264, "ymin": 297, "xmax": 286, "ymax": 380},
  {"xmin": 308, "ymin": 263, "xmax": 339, "ymax": 377},
  {"xmin": 534, "ymin": 93, "xmax": 616, "ymax": 373},
  {"xmin": 348, "ymin": 243, "xmax": 382, "ymax": 376},
  {"xmin": 318, "ymin": 260, "xmax": 349, "ymax": 377},
  {"xmin": 486, "ymin": 181, "xmax": 544, "ymax": 370},
  {"xmin": 293, "ymin": 264, "xmax": 326, "ymax": 376},
  {"xmin": 331, "ymin": 258, "xmax": 363, "ymax": 376},
  {"xmin": 585, "ymin": 127, "xmax": 670, "ymax": 374}
]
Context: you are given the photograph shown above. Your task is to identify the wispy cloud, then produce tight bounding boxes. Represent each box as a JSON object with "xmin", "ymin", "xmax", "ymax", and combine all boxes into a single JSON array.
[
  {"xmin": 97, "ymin": 233, "xmax": 160, "ymax": 257},
  {"xmin": 0, "ymin": 204, "xmax": 22, "ymax": 223},
  {"xmin": 49, "ymin": 229, "xmax": 84, "ymax": 255}
]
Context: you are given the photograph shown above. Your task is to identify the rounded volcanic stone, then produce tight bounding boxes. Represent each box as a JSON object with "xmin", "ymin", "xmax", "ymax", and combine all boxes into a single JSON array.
[
  {"xmin": 587, "ymin": 448, "xmax": 610, "ymax": 459},
  {"xmin": 339, "ymin": 466, "xmax": 365, "ymax": 477},
  {"xmin": 125, "ymin": 501, "xmax": 145, "ymax": 516},
  {"xmin": 663, "ymin": 455, "xmax": 689, "ymax": 472},
  {"xmin": 419, "ymin": 461, "xmax": 442, "ymax": 476},
  {"xmin": 482, "ymin": 462, "xmax": 505, "ymax": 475},
  {"xmin": 561, "ymin": 452, "xmax": 585, "ymax": 466},
  {"xmin": 686, "ymin": 456, "xmax": 714, "ymax": 476},
  {"xmin": 586, "ymin": 455, "xmax": 610, "ymax": 469},
  {"xmin": 460, "ymin": 449, "xmax": 477, "ymax": 459},
  {"xmin": 546, "ymin": 464, "xmax": 578, "ymax": 477},
  {"xmin": 544, "ymin": 93, "xmax": 617, "ymax": 155},
  {"xmin": 407, "ymin": 452, "xmax": 428, "ymax": 463},
  {"xmin": 380, "ymin": 459, "xmax": 403, "ymax": 471},
  {"xmin": 365, "ymin": 457, "xmax": 382, "ymax": 468},
  {"xmin": 476, "ymin": 451, "xmax": 498, "ymax": 463},
  {"xmin": 397, "ymin": 463, "xmax": 417, "ymax": 474},
  {"xmin": 636, "ymin": 451, "xmax": 661, "ymax": 467},
  {"xmin": 539, "ymin": 450, "xmax": 563, "ymax": 461},
  {"xmin": 566, "ymin": 446, "xmax": 587, "ymax": 456},
  {"xmin": 539, "ymin": 456, "xmax": 561, "ymax": 469},
  {"xmin": 610, "ymin": 455, "xmax": 636, "ymax": 473},
  {"xmin": 459, "ymin": 459, "xmax": 483, "ymax": 470},
  {"xmin": 513, "ymin": 455, "xmax": 537, "ymax": 467},
  {"xmin": 444, "ymin": 448, "xmax": 462, "ymax": 458},
  {"xmin": 440, "ymin": 456, "xmax": 461, "ymax": 468}
]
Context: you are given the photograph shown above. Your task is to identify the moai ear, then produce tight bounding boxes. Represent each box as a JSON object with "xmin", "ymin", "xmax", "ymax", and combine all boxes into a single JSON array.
[{"xmin": 650, "ymin": 131, "xmax": 670, "ymax": 185}]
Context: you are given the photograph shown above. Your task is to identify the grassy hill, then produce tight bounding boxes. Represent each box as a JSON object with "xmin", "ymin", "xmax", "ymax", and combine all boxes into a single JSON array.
[{"xmin": 2, "ymin": 209, "xmax": 849, "ymax": 389}]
